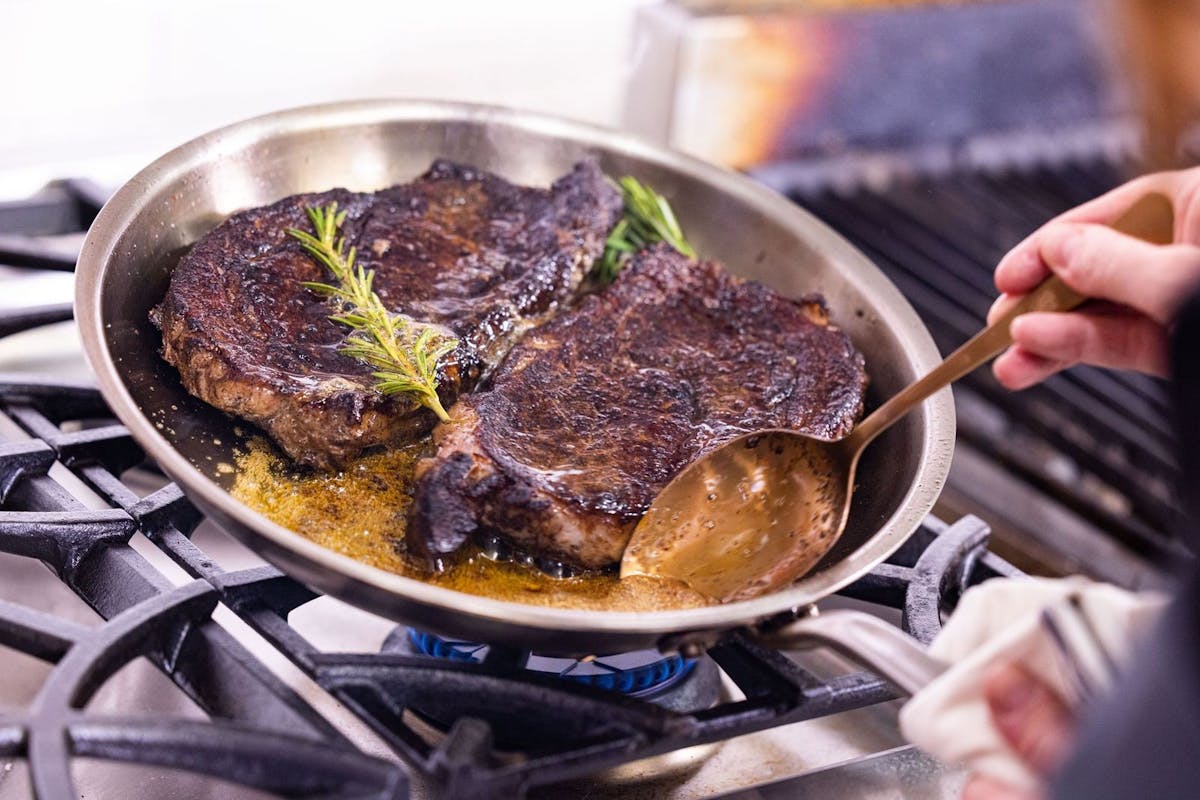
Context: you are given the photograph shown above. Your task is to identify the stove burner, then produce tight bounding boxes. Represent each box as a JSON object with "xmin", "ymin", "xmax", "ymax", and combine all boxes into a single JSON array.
[
  {"xmin": 402, "ymin": 629, "xmax": 695, "ymax": 697},
  {"xmin": 0, "ymin": 370, "xmax": 1019, "ymax": 799},
  {"xmin": 385, "ymin": 627, "xmax": 723, "ymax": 751}
]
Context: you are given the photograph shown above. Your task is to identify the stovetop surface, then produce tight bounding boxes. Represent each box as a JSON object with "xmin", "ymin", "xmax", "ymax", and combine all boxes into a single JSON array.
[
  {"xmin": 0, "ymin": 173, "xmax": 1039, "ymax": 799},
  {"xmin": 0, "ymin": 363, "xmax": 998, "ymax": 799}
]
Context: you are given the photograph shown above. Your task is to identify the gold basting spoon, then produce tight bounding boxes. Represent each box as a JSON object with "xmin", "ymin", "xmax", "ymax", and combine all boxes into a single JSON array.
[{"xmin": 621, "ymin": 192, "xmax": 1175, "ymax": 603}]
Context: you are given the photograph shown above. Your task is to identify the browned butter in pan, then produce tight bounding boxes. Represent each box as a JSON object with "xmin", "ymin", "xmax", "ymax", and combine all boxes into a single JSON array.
[{"xmin": 230, "ymin": 439, "xmax": 710, "ymax": 611}]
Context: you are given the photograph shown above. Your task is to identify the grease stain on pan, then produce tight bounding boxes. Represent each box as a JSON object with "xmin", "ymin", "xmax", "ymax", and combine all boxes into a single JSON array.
[{"xmin": 230, "ymin": 438, "xmax": 710, "ymax": 612}]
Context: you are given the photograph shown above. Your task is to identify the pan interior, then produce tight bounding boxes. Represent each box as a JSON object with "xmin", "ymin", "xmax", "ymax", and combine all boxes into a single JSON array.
[{"xmin": 82, "ymin": 102, "xmax": 951, "ymax": 648}]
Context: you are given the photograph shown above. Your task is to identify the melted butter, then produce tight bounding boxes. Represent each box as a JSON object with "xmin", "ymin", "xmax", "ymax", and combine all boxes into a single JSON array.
[{"xmin": 231, "ymin": 438, "xmax": 711, "ymax": 611}]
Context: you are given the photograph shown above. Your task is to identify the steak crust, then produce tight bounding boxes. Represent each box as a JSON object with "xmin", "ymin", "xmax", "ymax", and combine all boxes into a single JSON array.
[
  {"xmin": 408, "ymin": 246, "xmax": 868, "ymax": 570},
  {"xmin": 154, "ymin": 160, "xmax": 621, "ymax": 469}
]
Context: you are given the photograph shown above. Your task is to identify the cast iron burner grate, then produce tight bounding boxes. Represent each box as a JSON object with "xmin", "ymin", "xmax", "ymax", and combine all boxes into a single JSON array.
[
  {"xmin": 0, "ymin": 369, "xmax": 1020, "ymax": 799},
  {"xmin": 0, "ymin": 179, "xmax": 1021, "ymax": 799}
]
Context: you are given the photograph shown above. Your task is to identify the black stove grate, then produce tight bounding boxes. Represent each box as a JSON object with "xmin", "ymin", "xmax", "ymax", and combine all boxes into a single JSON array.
[
  {"xmin": 0, "ymin": 371, "xmax": 1018, "ymax": 799},
  {"xmin": 781, "ymin": 156, "xmax": 1182, "ymax": 566},
  {"xmin": 0, "ymin": 177, "xmax": 1025, "ymax": 798}
]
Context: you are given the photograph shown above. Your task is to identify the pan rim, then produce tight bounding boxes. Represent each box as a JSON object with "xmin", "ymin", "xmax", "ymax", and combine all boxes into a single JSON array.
[{"xmin": 75, "ymin": 98, "xmax": 954, "ymax": 641}]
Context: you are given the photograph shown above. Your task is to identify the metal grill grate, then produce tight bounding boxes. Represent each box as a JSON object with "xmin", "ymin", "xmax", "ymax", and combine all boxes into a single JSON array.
[{"xmin": 783, "ymin": 156, "xmax": 1182, "ymax": 567}]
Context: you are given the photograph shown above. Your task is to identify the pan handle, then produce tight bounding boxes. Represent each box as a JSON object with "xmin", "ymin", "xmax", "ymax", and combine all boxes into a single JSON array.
[{"xmin": 753, "ymin": 609, "xmax": 947, "ymax": 696}]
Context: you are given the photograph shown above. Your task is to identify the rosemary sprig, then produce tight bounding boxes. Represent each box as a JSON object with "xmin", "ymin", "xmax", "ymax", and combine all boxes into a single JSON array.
[
  {"xmin": 286, "ymin": 203, "xmax": 457, "ymax": 422},
  {"xmin": 595, "ymin": 176, "xmax": 696, "ymax": 283}
]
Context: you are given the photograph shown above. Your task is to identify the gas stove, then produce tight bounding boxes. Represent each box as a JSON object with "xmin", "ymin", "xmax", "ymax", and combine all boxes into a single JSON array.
[
  {"xmin": 0, "ymin": 371, "xmax": 1001, "ymax": 799},
  {"xmin": 0, "ymin": 182, "xmax": 1022, "ymax": 799}
]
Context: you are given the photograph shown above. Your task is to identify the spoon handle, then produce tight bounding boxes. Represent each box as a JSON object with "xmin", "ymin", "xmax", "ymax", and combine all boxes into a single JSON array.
[{"xmin": 847, "ymin": 192, "xmax": 1175, "ymax": 450}]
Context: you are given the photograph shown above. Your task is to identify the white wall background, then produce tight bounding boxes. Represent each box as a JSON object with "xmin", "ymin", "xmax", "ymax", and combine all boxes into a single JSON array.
[{"xmin": 1, "ymin": 0, "xmax": 646, "ymax": 197}]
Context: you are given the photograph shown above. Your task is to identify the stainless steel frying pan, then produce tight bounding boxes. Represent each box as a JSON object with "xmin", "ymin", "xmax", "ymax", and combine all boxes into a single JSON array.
[{"xmin": 75, "ymin": 100, "xmax": 954, "ymax": 658}]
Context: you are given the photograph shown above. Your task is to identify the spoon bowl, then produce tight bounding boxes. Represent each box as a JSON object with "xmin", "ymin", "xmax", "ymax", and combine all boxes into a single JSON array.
[{"xmin": 621, "ymin": 430, "xmax": 855, "ymax": 602}]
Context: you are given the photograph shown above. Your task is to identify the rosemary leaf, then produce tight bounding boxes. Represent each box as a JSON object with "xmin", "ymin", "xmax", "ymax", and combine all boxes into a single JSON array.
[
  {"xmin": 595, "ymin": 176, "xmax": 696, "ymax": 283},
  {"xmin": 300, "ymin": 281, "xmax": 338, "ymax": 295},
  {"xmin": 286, "ymin": 202, "xmax": 457, "ymax": 422}
]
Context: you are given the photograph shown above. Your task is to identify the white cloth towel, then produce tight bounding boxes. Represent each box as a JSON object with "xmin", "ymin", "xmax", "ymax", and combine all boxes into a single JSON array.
[{"xmin": 898, "ymin": 576, "xmax": 1168, "ymax": 790}]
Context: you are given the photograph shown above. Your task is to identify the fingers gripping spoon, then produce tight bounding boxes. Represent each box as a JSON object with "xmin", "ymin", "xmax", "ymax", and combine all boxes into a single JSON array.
[{"xmin": 621, "ymin": 193, "xmax": 1175, "ymax": 603}]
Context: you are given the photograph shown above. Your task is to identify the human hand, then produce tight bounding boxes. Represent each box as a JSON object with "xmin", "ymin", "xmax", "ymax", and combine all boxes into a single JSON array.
[
  {"xmin": 961, "ymin": 663, "xmax": 1076, "ymax": 800},
  {"xmin": 988, "ymin": 167, "xmax": 1200, "ymax": 389}
]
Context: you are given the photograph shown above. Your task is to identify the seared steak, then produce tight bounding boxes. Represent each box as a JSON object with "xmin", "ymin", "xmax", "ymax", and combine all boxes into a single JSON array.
[
  {"xmin": 408, "ymin": 246, "xmax": 868, "ymax": 570},
  {"xmin": 154, "ymin": 160, "xmax": 621, "ymax": 469}
]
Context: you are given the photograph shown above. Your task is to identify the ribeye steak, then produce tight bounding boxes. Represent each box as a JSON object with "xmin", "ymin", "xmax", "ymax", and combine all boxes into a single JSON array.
[
  {"xmin": 154, "ymin": 160, "xmax": 621, "ymax": 468},
  {"xmin": 408, "ymin": 245, "xmax": 868, "ymax": 570}
]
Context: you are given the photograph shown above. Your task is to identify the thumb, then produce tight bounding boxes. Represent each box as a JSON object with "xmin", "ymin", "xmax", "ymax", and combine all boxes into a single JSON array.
[{"xmin": 983, "ymin": 663, "xmax": 1075, "ymax": 778}]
